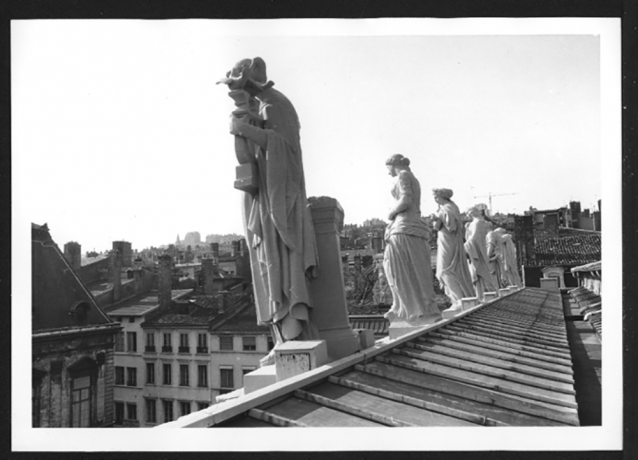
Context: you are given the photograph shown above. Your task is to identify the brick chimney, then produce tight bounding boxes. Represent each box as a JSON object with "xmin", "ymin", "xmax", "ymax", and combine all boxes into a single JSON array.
[
  {"xmin": 158, "ymin": 254, "xmax": 173, "ymax": 308},
  {"xmin": 201, "ymin": 258, "xmax": 218, "ymax": 295},
  {"xmin": 112, "ymin": 241, "xmax": 132, "ymax": 267},
  {"xmin": 110, "ymin": 249, "xmax": 122, "ymax": 303},
  {"xmin": 211, "ymin": 243, "xmax": 219, "ymax": 263},
  {"xmin": 63, "ymin": 242, "xmax": 82, "ymax": 271}
]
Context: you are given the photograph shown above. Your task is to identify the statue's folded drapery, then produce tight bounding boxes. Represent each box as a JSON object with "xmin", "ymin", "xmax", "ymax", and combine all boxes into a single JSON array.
[
  {"xmin": 243, "ymin": 88, "xmax": 318, "ymax": 336},
  {"xmin": 464, "ymin": 218, "xmax": 499, "ymax": 295},
  {"xmin": 501, "ymin": 233, "xmax": 522, "ymax": 287},
  {"xmin": 435, "ymin": 202, "xmax": 475, "ymax": 306}
]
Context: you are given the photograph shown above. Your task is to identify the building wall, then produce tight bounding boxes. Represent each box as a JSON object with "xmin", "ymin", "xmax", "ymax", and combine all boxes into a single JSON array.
[
  {"xmin": 209, "ymin": 334, "xmax": 270, "ymax": 395},
  {"xmin": 77, "ymin": 257, "xmax": 111, "ymax": 285},
  {"xmin": 32, "ymin": 330, "xmax": 116, "ymax": 427}
]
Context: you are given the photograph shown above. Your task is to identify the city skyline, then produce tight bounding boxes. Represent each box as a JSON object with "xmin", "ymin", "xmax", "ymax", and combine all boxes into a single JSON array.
[{"xmin": 12, "ymin": 19, "xmax": 613, "ymax": 252}]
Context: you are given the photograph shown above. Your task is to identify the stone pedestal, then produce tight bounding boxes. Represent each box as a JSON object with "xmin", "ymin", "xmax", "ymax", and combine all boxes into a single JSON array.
[
  {"xmin": 243, "ymin": 365, "xmax": 277, "ymax": 394},
  {"xmin": 388, "ymin": 315, "xmax": 441, "ymax": 339},
  {"xmin": 540, "ymin": 278, "xmax": 560, "ymax": 290},
  {"xmin": 274, "ymin": 340, "xmax": 328, "ymax": 382},
  {"xmin": 353, "ymin": 329, "xmax": 376, "ymax": 350},
  {"xmin": 499, "ymin": 287, "xmax": 511, "ymax": 296},
  {"xmin": 308, "ymin": 197, "xmax": 360, "ymax": 360},
  {"xmin": 483, "ymin": 292, "xmax": 498, "ymax": 302},
  {"xmin": 442, "ymin": 305, "xmax": 462, "ymax": 319},
  {"xmin": 461, "ymin": 296, "xmax": 479, "ymax": 311}
]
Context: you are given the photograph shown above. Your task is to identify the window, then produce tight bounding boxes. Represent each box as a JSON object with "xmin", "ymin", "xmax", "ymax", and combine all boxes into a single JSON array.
[
  {"xmin": 146, "ymin": 362, "xmax": 155, "ymax": 385},
  {"xmin": 115, "ymin": 332, "xmax": 125, "ymax": 352},
  {"xmin": 126, "ymin": 403, "xmax": 137, "ymax": 421},
  {"xmin": 197, "ymin": 365, "xmax": 208, "ymax": 387},
  {"xmin": 219, "ymin": 336, "xmax": 233, "ymax": 351},
  {"xmin": 197, "ymin": 334, "xmax": 208, "ymax": 353},
  {"xmin": 146, "ymin": 333, "xmax": 155, "ymax": 352},
  {"xmin": 129, "ymin": 317, "xmax": 135, "ymax": 323},
  {"xmin": 163, "ymin": 363, "xmax": 172, "ymax": 385},
  {"xmin": 197, "ymin": 402, "xmax": 208, "ymax": 411},
  {"xmin": 180, "ymin": 401, "xmax": 191, "ymax": 417},
  {"xmin": 71, "ymin": 375, "xmax": 92, "ymax": 427},
  {"xmin": 242, "ymin": 336, "xmax": 256, "ymax": 351},
  {"xmin": 220, "ymin": 367, "xmax": 234, "ymax": 390},
  {"xmin": 115, "ymin": 366, "xmax": 125, "ymax": 385},
  {"xmin": 126, "ymin": 367, "xmax": 137, "ymax": 387},
  {"xmin": 145, "ymin": 399, "xmax": 157, "ymax": 424},
  {"xmin": 162, "ymin": 400, "xmax": 173, "ymax": 423},
  {"xmin": 179, "ymin": 334, "xmax": 190, "ymax": 353},
  {"xmin": 162, "ymin": 333, "xmax": 172, "ymax": 352},
  {"xmin": 127, "ymin": 332, "xmax": 137, "ymax": 352},
  {"xmin": 114, "ymin": 402, "xmax": 124, "ymax": 425},
  {"xmin": 179, "ymin": 364, "xmax": 189, "ymax": 386}
]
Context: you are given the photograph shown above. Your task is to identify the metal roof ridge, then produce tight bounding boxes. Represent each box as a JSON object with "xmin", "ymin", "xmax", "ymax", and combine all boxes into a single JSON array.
[{"xmin": 158, "ymin": 288, "xmax": 524, "ymax": 428}]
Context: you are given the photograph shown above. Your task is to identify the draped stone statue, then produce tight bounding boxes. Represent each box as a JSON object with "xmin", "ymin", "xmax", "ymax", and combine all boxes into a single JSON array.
[
  {"xmin": 464, "ymin": 205, "xmax": 499, "ymax": 301},
  {"xmin": 486, "ymin": 228, "xmax": 507, "ymax": 288},
  {"xmin": 382, "ymin": 154, "xmax": 441, "ymax": 325},
  {"xmin": 218, "ymin": 57, "xmax": 320, "ymax": 364},
  {"xmin": 500, "ymin": 231, "xmax": 522, "ymax": 287},
  {"xmin": 431, "ymin": 188, "xmax": 474, "ymax": 311}
]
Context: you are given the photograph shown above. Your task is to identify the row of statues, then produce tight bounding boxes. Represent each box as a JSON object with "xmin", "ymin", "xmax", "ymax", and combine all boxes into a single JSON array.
[
  {"xmin": 219, "ymin": 57, "xmax": 523, "ymax": 358},
  {"xmin": 383, "ymin": 155, "xmax": 522, "ymax": 324}
]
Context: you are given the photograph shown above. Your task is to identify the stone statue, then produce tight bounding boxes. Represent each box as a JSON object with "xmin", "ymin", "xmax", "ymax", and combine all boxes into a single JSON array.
[
  {"xmin": 464, "ymin": 205, "xmax": 499, "ymax": 301},
  {"xmin": 218, "ymin": 57, "xmax": 320, "ymax": 364},
  {"xmin": 431, "ymin": 188, "xmax": 475, "ymax": 312},
  {"xmin": 486, "ymin": 228, "xmax": 506, "ymax": 288},
  {"xmin": 500, "ymin": 231, "xmax": 522, "ymax": 287},
  {"xmin": 382, "ymin": 154, "xmax": 441, "ymax": 325}
]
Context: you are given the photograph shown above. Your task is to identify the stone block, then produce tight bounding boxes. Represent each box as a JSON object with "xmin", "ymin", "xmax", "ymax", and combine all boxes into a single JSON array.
[
  {"xmin": 388, "ymin": 314, "xmax": 441, "ymax": 339},
  {"xmin": 442, "ymin": 305, "xmax": 462, "ymax": 319},
  {"xmin": 353, "ymin": 329, "xmax": 375, "ymax": 350},
  {"xmin": 540, "ymin": 277, "xmax": 560, "ymax": 290},
  {"xmin": 483, "ymin": 292, "xmax": 498, "ymax": 302},
  {"xmin": 461, "ymin": 296, "xmax": 478, "ymax": 311},
  {"xmin": 499, "ymin": 288, "xmax": 510, "ymax": 296},
  {"xmin": 243, "ymin": 365, "xmax": 277, "ymax": 394},
  {"xmin": 275, "ymin": 340, "xmax": 328, "ymax": 382}
]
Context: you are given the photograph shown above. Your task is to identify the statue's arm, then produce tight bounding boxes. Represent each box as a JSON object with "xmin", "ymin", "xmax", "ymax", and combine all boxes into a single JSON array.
[
  {"xmin": 388, "ymin": 172, "xmax": 413, "ymax": 220},
  {"xmin": 230, "ymin": 115, "xmax": 268, "ymax": 149}
]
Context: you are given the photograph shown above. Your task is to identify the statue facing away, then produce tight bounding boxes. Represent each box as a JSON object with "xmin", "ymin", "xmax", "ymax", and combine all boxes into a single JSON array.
[
  {"xmin": 218, "ymin": 57, "xmax": 320, "ymax": 365},
  {"xmin": 382, "ymin": 154, "xmax": 441, "ymax": 325},
  {"xmin": 500, "ymin": 231, "xmax": 522, "ymax": 287},
  {"xmin": 431, "ymin": 188, "xmax": 475, "ymax": 311},
  {"xmin": 486, "ymin": 228, "xmax": 506, "ymax": 288},
  {"xmin": 464, "ymin": 205, "xmax": 500, "ymax": 301}
]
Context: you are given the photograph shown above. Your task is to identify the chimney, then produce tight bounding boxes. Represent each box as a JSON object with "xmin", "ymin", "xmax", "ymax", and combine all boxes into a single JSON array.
[
  {"xmin": 110, "ymin": 249, "xmax": 122, "ymax": 302},
  {"xmin": 371, "ymin": 233, "xmax": 384, "ymax": 254},
  {"xmin": 231, "ymin": 240, "xmax": 241, "ymax": 257},
  {"xmin": 158, "ymin": 254, "xmax": 173, "ymax": 308},
  {"xmin": 239, "ymin": 238, "xmax": 247, "ymax": 256},
  {"xmin": 202, "ymin": 258, "xmax": 217, "ymax": 295},
  {"xmin": 211, "ymin": 243, "xmax": 220, "ymax": 263},
  {"xmin": 63, "ymin": 242, "xmax": 82, "ymax": 271},
  {"xmin": 113, "ymin": 241, "xmax": 132, "ymax": 267}
]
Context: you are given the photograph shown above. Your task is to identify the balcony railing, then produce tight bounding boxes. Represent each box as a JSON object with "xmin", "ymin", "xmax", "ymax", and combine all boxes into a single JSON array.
[
  {"xmin": 178, "ymin": 346, "xmax": 190, "ymax": 353},
  {"xmin": 161, "ymin": 346, "xmax": 173, "ymax": 353},
  {"xmin": 196, "ymin": 347, "xmax": 208, "ymax": 354},
  {"xmin": 145, "ymin": 345, "xmax": 156, "ymax": 352}
]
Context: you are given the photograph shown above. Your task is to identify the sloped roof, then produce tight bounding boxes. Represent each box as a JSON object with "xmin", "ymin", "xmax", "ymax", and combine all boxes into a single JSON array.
[
  {"xmin": 571, "ymin": 261, "xmax": 601, "ymax": 273},
  {"xmin": 32, "ymin": 224, "xmax": 114, "ymax": 332},
  {"xmin": 210, "ymin": 301, "xmax": 270, "ymax": 334},
  {"xmin": 163, "ymin": 288, "xmax": 579, "ymax": 428},
  {"xmin": 532, "ymin": 233, "xmax": 601, "ymax": 267},
  {"xmin": 569, "ymin": 286, "xmax": 602, "ymax": 340}
]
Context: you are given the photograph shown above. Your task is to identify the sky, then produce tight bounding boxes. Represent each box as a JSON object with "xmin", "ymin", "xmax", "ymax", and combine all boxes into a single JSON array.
[
  {"xmin": 14, "ymin": 20, "xmax": 604, "ymax": 253},
  {"xmin": 11, "ymin": 18, "xmax": 623, "ymax": 452}
]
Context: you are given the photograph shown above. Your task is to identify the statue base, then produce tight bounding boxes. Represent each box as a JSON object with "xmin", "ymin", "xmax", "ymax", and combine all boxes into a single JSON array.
[
  {"xmin": 274, "ymin": 340, "xmax": 329, "ymax": 382},
  {"xmin": 442, "ymin": 304, "xmax": 463, "ymax": 320},
  {"xmin": 243, "ymin": 365, "xmax": 277, "ymax": 394},
  {"xmin": 388, "ymin": 314, "xmax": 442, "ymax": 339}
]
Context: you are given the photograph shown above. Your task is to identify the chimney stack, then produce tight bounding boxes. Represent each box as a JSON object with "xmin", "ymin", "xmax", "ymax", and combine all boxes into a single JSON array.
[
  {"xmin": 231, "ymin": 240, "xmax": 241, "ymax": 257},
  {"xmin": 110, "ymin": 249, "xmax": 122, "ymax": 302},
  {"xmin": 112, "ymin": 241, "xmax": 132, "ymax": 267},
  {"xmin": 202, "ymin": 258, "xmax": 217, "ymax": 295},
  {"xmin": 63, "ymin": 242, "xmax": 82, "ymax": 271},
  {"xmin": 211, "ymin": 243, "xmax": 220, "ymax": 263},
  {"xmin": 158, "ymin": 254, "xmax": 173, "ymax": 308}
]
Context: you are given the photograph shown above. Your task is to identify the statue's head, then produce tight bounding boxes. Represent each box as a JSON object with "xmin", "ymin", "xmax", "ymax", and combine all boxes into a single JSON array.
[
  {"xmin": 467, "ymin": 205, "xmax": 485, "ymax": 218},
  {"xmin": 385, "ymin": 154, "xmax": 411, "ymax": 177},
  {"xmin": 217, "ymin": 57, "xmax": 269, "ymax": 91},
  {"xmin": 433, "ymin": 188, "xmax": 453, "ymax": 203}
]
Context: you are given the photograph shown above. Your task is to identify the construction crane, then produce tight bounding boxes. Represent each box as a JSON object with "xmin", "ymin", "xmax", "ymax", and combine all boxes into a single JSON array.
[{"xmin": 473, "ymin": 192, "xmax": 519, "ymax": 215}]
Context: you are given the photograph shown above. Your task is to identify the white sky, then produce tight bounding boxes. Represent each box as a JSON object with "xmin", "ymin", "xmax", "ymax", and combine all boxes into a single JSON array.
[
  {"xmin": 13, "ymin": 19, "xmax": 604, "ymax": 252},
  {"xmin": 12, "ymin": 18, "xmax": 623, "ymax": 452}
]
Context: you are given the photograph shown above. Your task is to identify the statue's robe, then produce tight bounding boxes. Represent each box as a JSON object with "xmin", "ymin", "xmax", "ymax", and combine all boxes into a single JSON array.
[{"xmin": 464, "ymin": 218, "xmax": 499, "ymax": 295}]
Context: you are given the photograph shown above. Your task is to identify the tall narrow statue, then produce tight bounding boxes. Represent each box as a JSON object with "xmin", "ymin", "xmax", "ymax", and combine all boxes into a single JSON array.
[
  {"xmin": 500, "ymin": 231, "xmax": 522, "ymax": 287},
  {"xmin": 431, "ymin": 188, "xmax": 475, "ymax": 311},
  {"xmin": 464, "ymin": 205, "xmax": 499, "ymax": 301},
  {"xmin": 383, "ymin": 154, "xmax": 441, "ymax": 325},
  {"xmin": 486, "ymin": 228, "xmax": 506, "ymax": 288},
  {"xmin": 218, "ymin": 57, "xmax": 319, "ymax": 364}
]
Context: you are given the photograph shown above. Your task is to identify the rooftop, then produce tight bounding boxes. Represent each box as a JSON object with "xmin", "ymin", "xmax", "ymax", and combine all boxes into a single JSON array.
[
  {"xmin": 163, "ymin": 287, "xmax": 580, "ymax": 428},
  {"xmin": 531, "ymin": 232, "xmax": 601, "ymax": 267}
]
